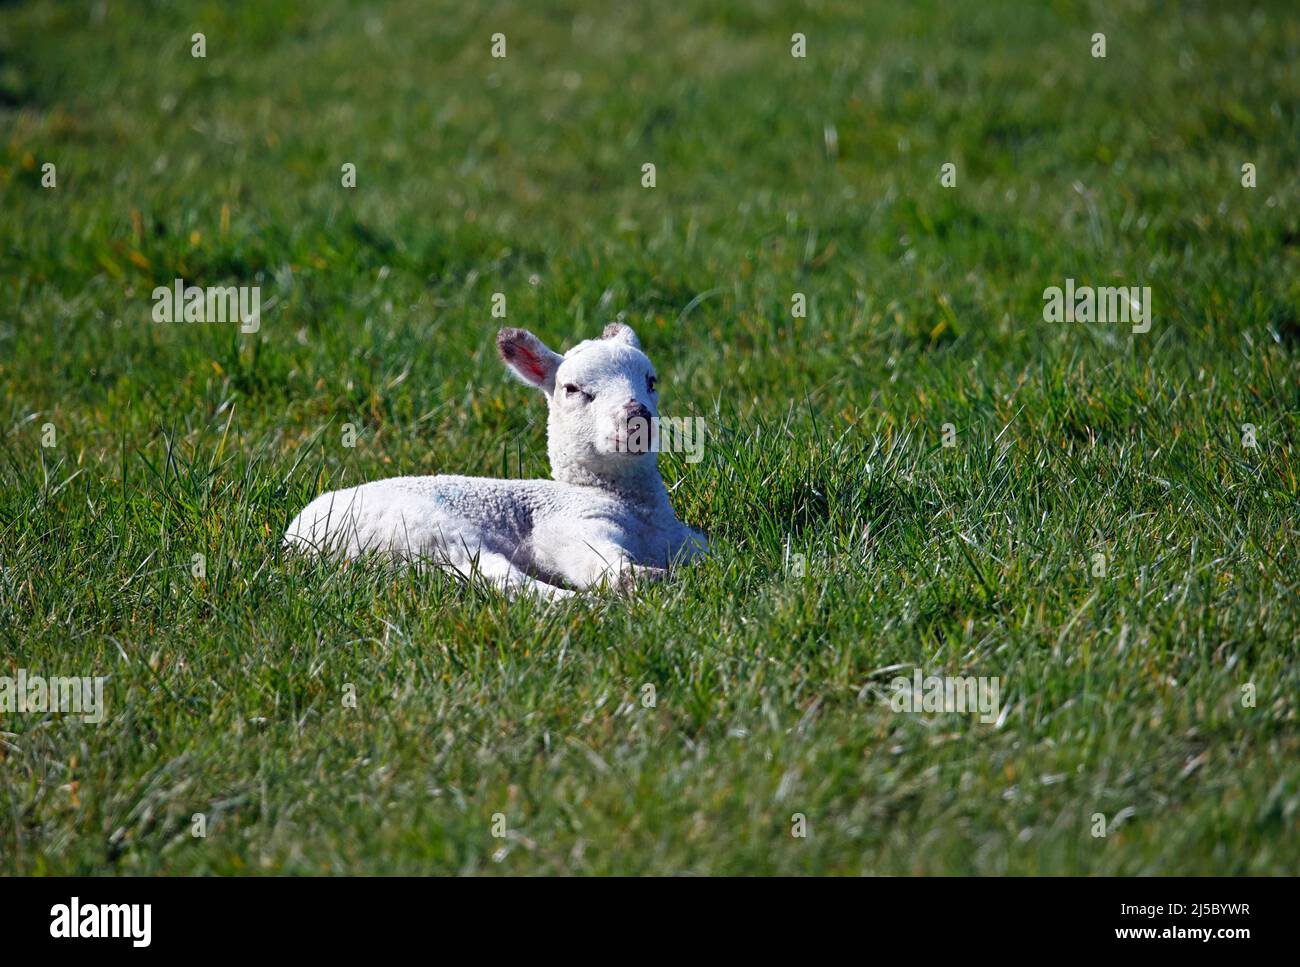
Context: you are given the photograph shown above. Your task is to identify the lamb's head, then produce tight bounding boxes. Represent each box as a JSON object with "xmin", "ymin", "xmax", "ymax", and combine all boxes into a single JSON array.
[{"xmin": 498, "ymin": 324, "xmax": 663, "ymax": 492}]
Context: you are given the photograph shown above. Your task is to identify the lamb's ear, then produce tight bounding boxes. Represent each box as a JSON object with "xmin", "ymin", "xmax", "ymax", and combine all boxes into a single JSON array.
[
  {"xmin": 602, "ymin": 323, "xmax": 640, "ymax": 349},
  {"xmin": 497, "ymin": 328, "xmax": 563, "ymax": 393}
]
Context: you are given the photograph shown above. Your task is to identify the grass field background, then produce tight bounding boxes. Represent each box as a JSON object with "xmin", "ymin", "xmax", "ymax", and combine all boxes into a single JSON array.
[{"xmin": 2, "ymin": 0, "xmax": 1298, "ymax": 874}]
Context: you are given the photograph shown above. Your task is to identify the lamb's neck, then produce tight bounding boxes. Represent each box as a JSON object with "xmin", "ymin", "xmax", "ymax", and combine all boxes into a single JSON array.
[{"xmin": 552, "ymin": 461, "xmax": 672, "ymax": 514}]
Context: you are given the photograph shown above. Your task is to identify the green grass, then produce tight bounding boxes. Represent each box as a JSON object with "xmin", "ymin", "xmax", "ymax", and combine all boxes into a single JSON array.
[{"xmin": 2, "ymin": 0, "xmax": 1298, "ymax": 875}]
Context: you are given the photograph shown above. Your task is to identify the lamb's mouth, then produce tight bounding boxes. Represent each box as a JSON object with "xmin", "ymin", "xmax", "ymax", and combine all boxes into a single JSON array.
[{"xmin": 609, "ymin": 432, "xmax": 655, "ymax": 455}]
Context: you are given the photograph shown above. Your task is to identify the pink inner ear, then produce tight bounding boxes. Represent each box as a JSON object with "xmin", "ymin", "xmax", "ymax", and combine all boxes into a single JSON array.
[
  {"xmin": 501, "ymin": 336, "xmax": 548, "ymax": 383},
  {"xmin": 516, "ymin": 350, "xmax": 548, "ymax": 382}
]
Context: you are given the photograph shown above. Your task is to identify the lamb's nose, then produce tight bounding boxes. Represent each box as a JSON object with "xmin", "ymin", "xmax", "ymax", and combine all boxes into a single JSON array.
[{"xmin": 624, "ymin": 401, "xmax": 652, "ymax": 423}]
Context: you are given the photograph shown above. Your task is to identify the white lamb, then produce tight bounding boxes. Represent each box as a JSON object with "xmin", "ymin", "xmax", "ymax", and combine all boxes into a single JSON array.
[{"xmin": 283, "ymin": 323, "xmax": 708, "ymax": 599}]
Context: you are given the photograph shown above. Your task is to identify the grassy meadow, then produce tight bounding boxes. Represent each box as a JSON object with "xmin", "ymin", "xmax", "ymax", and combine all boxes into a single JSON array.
[{"xmin": 1, "ymin": 0, "xmax": 1298, "ymax": 874}]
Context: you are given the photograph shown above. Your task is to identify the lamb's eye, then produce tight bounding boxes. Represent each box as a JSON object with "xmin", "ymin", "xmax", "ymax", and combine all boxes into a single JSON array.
[
  {"xmin": 647, "ymin": 375, "xmax": 658, "ymax": 392},
  {"xmin": 564, "ymin": 383, "xmax": 580, "ymax": 395},
  {"xmin": 564, "ymin": 383, "xmax": 591, "ymax": 400}
]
